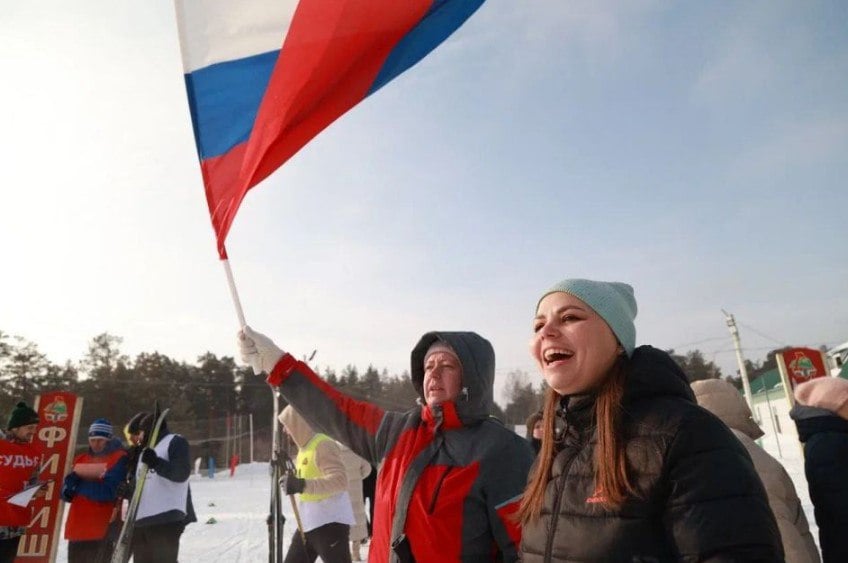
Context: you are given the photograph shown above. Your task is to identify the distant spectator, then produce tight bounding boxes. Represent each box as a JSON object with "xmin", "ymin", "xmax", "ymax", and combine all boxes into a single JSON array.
[
  {"xmin": 791, "ymin": 377, "xmax": 848, "ymax": 563},
  {"xmin": 0, "ymin": 402, "xmax": 41, "ymax": 563},
  {"xmin": 524, "ymin": 411, "xmax": 543, "ymax": 454},
  {"xmin": 61, "ymin": 418, "xmax": 128, "ymax": 563},
  {"xmin": 337, "ymin": 441, "xmax": 372, "ymax": 561},
  {"xmin": 693, "ymin": 379, "xmax": 820, "ymax": 563}
]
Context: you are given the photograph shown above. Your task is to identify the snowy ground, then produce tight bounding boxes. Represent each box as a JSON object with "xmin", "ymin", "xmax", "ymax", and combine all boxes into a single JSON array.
[
  {"xmin": 55, "ymin": 462, "xmax": 368, "ymax": 563},
  {"xmin": 53, "ymin": 432, "xmax": 818, "ymax": 562}
]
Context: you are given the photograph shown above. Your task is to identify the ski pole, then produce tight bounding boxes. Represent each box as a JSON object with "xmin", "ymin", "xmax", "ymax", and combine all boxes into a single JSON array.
[{"xmin": 283, "ymin": 454, "xmax": 307, "ymax": 543}]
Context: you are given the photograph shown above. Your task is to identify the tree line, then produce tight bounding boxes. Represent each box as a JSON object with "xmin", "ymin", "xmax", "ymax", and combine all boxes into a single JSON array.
[
  {"xmin": 4, "ymin": 329, "xmax": 794, "ymax": 437},
  {"xmin": 0, "ymin": 331, "xmax": 440, "ymax": 442}
]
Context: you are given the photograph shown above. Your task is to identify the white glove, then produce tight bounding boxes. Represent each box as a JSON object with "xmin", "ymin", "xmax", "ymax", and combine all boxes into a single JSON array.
[{"xmin": 238, "ymin": 326, "xmax": 285, "ymax": 375}]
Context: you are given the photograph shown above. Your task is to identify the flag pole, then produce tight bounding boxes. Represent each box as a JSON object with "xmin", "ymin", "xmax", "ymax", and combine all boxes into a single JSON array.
[{"xmin": 222, "ymin": 256, "xmax": 247, "ymax": 328}]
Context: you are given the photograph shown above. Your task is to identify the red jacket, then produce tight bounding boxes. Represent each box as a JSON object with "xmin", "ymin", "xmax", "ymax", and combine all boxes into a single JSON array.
[
  {"xmin": 62, "ymin": 440, "xmax": 127, "ymax": 540},
  {"xmin": 268, "ymin": 331, "xmax": 533, "ymax": 562},
  {"xmin": 0, "ymin": 438, "xmax": 42, "ymax": 527}
]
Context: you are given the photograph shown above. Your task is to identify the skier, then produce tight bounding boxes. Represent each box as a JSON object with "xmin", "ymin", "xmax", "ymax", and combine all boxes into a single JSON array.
[
  {"xmin": 0, "ymin": 402, "xmax": 41, "ymax": 563},
  {"xmin": 129, "ymin": 412, "xmax": 196, "ymax": 563},
  {"xmin": 693, "ymin": 378, "xmax": 819, "ymax": 562},
  {"xmin": 279, "ymin": 405, "xmax": 354, "ymax": 563},
  {"xmin": 791, "ymin": 377, "xmax": 848, "ymax": 562},
  {"xmin": 518, "ymin": 278, "xmax": 783, "ymax": 561},
  {"xmin": 61, "ymin": 418, "xmax": 128, "ymax": 562},
  {"xmin": 239, "ymin": 328, "xmax": 534, "ymax": 562}
]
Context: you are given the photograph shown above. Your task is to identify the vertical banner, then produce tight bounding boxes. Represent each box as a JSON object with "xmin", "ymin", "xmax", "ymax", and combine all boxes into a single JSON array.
[
  {"xmin": 15, "ymin": 392, "xmax": 82, "ymax": 562},
  {"xmin": 776, "ymin": 347, "xmax": 829, "ymax": 406}
]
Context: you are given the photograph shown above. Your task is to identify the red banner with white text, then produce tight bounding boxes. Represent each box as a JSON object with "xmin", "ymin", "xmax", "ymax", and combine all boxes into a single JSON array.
[{"xmin": 15, "ymin": 392, "xmax": 82, "ymax": 562}]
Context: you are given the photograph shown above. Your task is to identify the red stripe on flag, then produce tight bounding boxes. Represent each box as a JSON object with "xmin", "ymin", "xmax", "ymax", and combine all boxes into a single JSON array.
[
  {"xmin": 200, "ymin": 142, "xmax": 248, "ymax": 258},
  {"xmin": 205, "ymin": 0, "xmax": 431, "ymax": 254}
]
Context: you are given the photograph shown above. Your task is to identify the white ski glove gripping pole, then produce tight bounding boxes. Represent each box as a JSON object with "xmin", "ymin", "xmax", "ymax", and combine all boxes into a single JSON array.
[{"xmin": 238, "ymin": 326, "xmax": 286, "ymax": 375}]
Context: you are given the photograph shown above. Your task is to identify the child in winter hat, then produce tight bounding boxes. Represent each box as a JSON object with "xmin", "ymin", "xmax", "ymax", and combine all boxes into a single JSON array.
[
  {"xmin": 7, "ymin": 401, "xmax": 39, "ymax": 430},
  {"xmin": 794, "ymin": 377, "xmax": 848, "ymax": 420},
  {"xmin": 537, "ymin": 278, "xmax": 638, "ymax": 357},
  {"xmin": 88, "ymin": 418, "xmax": 114, "ymax": 438}
]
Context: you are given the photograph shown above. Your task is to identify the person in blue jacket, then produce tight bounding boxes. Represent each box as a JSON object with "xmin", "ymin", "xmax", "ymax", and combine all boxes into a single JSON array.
[{"xmin": 61, "ymin": 419, "xmax": 128, "ymax": 562}]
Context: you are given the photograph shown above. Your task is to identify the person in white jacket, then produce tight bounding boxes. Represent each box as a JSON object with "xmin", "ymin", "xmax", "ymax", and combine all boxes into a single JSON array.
[
  {"xmin": 336, "ymin": 442, "xmax": 372, "ymax": 561},
  {"xmin": 692, "ymin": 379, "xmax": 820, "ymax": 563},
  {"xmin": 279, "ymin": 405, "xmax": 354, "ymax": 563}
]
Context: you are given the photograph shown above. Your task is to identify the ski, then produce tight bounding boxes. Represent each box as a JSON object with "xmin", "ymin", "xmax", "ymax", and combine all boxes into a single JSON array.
[
  {"xmin": 109, "ymin": 406, "xmax": 171, "ymax": 563},
  {"xmin": 268, "ymin": 385, "xmax": 284, "ymax": 563}
]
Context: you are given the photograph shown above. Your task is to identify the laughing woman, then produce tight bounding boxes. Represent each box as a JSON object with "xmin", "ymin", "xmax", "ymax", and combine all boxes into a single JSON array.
[{"xmin": 518, "ymin": 279, "xmax": 784, "ymax": 562}]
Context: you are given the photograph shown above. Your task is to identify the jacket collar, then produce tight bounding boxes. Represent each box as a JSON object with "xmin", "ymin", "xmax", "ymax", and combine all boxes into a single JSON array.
[{"xmin": 422, "ymin": 401, "xmax": 464, "ymax": 431}]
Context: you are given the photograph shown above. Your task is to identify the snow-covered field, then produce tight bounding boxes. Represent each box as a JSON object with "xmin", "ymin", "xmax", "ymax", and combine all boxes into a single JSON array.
[
  {"xmin": 55, "ymin": 462, "xmax": 367, "ymax": 563},
  {"xmin": 53, "ymin": 431, "xmax": 818, "ymax": 562}
]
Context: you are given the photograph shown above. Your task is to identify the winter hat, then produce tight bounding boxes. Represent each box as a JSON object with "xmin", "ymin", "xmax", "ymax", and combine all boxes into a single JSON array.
[
  {"xmin": 794, "ymin": 377, "xmax": 848, "ymax": 420},
  {"xmin": 423, "ymin": 341, "xmax": 461, "ymax": 365},
  {"xmin": 525, "ymin": 411, "xmax": 543, "ymax": 440},
  {"xmin": 126, "ymin": 411, "xmax": 149, "ymax": 436},
  {"xmin": 137, "ymin": 412, "xmax": 169, "ymax": 441},
  {"xmin": 88, "ymin": 418, "xmax": 113, "ymax": 439},
  {"xmin": 7, "ymin": 401, "xmax": 39, "ymax": 430},
  {"xmin": 537, "ymin": 278, "xmax": 637, "ymax": 357}
]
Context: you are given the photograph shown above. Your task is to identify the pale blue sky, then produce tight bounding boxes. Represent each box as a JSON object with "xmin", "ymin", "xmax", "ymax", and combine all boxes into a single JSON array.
[{"xmin": 1, "ymin": 1, "xmax": 846, "ymax": 404}]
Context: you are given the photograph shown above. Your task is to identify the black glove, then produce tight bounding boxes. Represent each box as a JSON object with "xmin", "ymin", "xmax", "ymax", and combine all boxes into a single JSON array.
[
  {"xmin": 282, "ymin": 472, "xmax": 306, "ymax": 495},
  {"xmin": 115, "ymin": 481, "xmax": 133, "ymax": 500},
  {"xmin": 141, "ymin": 448, "xmax": 160, "ymax": 469},
  {"xmin": 61, "ymin": 472, "xmax": 80, "ymax": 502}
]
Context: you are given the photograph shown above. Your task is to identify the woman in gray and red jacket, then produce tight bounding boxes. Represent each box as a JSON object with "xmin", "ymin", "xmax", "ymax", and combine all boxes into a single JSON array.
[{"xmin": 239, "ymin": 329, "xmax": 534, "ymax": 563}]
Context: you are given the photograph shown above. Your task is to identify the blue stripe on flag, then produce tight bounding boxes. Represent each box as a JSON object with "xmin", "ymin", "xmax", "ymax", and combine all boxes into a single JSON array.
[
  {"xmin": 184, "ymin": 50, "xmax": 279, "ymax": 160},
  {"xmin": 367, "ymin": 0, "xmax": 485, "ymax": 96}
]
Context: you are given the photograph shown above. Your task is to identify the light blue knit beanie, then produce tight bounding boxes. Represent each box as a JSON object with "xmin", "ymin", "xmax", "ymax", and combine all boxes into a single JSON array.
[{"xmin": 537, "ymin": 279, "xmax": 638, "ymax": 357}]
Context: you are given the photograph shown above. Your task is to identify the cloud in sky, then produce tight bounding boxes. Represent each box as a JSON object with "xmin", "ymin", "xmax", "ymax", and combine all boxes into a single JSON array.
[{"xmin": 1, "ymin": 1, "xmax": 846, "ymax": 405}]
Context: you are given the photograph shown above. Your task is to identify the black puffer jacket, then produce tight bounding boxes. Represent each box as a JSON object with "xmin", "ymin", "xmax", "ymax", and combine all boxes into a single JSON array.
[
  {"xmin": 791, "ymin": 404, "xmax": 848, "ymax": 563},
  {"xmin": 521, "ymin": 346, "xmax": 783, "ymax": 562}
]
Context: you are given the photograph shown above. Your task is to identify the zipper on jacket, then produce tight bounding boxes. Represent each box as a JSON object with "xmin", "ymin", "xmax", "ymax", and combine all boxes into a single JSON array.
[
  {"xmin": 543, "ymin": 397, "xmax": 576, "ymax": 563},
  {"xmin": 426, "ymin": 466, "xmax": 453, "ymax": 514}
]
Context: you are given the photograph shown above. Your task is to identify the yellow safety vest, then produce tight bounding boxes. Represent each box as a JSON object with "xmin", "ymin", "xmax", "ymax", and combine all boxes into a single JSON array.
[{"xmin": 296, "ymin": 434, "xmax": 333, "ymax": 502}]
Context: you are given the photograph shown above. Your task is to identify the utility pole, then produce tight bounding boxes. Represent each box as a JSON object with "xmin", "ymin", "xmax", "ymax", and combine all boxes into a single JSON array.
[{"xmin": 723, "ymin": 310, "xmax": 756, "ymax": 418}]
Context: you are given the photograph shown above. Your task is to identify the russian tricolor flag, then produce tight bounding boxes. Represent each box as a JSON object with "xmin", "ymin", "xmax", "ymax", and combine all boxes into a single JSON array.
[{"xmin": 175, "ymin": 0, "xmax": 486, "ymax": 258}]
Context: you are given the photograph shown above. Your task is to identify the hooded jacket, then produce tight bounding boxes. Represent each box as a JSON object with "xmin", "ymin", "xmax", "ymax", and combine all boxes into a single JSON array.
[
  {"xmin": 791, "ymin": 378, "xmax": 848, "ymax": 563},
  {"xmin": 693, "ymin": 379, "xmax": 819, "ymax": 563},
  {"xmin": 520, "ymin": 346, "xmax": 783, "ymax": 562},
  {"xmin": 525, "ymin": 411, "xmax": 543, "ymax": 455},
  {"xmin": 279, "ymin": 405, "xmax": 349, "ymax": 499},
  {"xmin": 268, "ymin": 331, "xmax": 535, "ymax": 562}
]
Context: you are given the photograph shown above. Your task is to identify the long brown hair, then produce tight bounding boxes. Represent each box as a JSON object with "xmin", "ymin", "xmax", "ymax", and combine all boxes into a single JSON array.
[{"xmin": 517, "ymin": 356, "xmax": 634, "ymax": 524}]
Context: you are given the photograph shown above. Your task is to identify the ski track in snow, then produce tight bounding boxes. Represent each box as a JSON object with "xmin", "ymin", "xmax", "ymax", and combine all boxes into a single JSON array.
[{"xmin": 53, "ymin": 435, "xmax": 815, "ymax": 561}]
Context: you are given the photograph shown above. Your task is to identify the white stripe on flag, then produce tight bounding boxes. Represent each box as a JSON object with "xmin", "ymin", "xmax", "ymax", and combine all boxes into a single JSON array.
[{"xmin": 174, "ymin": 0, "xmax": 299, "ymax": 73}]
